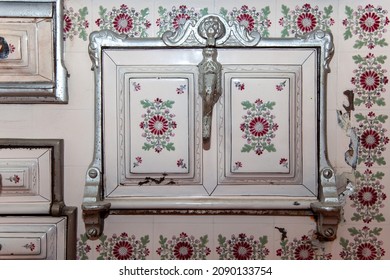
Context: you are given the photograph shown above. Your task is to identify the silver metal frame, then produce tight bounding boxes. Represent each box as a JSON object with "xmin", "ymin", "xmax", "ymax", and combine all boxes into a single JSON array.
[
  {"xmin": 83, "ymin": 14, "xmax": 342, "ymax": 241},
  {"xmin": 0, "ymin": 138, "xmax": 77, "ymax": 259},
  {"xmin": 0, "ymin": 0, "xmax": 68, "ymax": 103}
]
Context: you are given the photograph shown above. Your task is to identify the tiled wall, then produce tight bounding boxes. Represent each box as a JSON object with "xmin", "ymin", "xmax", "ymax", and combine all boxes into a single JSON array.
[{"xmin": 3, "ymin": 0, "xmax": 389, "ymax": 260}]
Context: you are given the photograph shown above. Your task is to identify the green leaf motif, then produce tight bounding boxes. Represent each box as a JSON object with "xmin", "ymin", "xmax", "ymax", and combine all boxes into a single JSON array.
[
  {"xmin": 352, "ymin": 54, "xmax": 364, "ymax": 64},
  {"xmin": 165, "ymin": 142, "xmax": 175, "ymax": 151},
  {"xmin": 353, "ymin": 40, "xmax": 365, "ymax": 49},
  {"xmin": 141, "ymin": 235, "xmax": 150, "ymax": 246},
  {"xmin": 343, "ymin": 29, "xmax": 352, "ymax": 40},
  {"xmin": 262, "ymin": 6, "xmax": 271, "ymax": 17},
  {"xmin": 339, "ymin": 237, "xmax": 349, "ymax": 248},
  {"xmin": 348, "ymin": 227, "xmax": 360, "ymax": 236},
  {"xmin": 281, "ymin": 5, "xmax": 290, "ymax": 17},
  {"xmin": 241, "ymin": 144, "xmax": 253, "ymax": 153},
  {"xmin": 142, "ymin": 143, "xmax": 153, "ymax": 151},
  {"xmin": 354, "ymin": 113, "xmax": 365, "ymax": 122},
  {"xmin": 79, "ymin": 7, "xmax": 88, "ymax": 17},
  {"xmin": 377, "ymin": 115, "xmax": 388, "ymax": 123},
  {"xmin": 324, "ymin": 6, "xmax": 333, "ymax": 17},
  {"xmin": 241, "ymin": 100, "xmax": 253, "ymax": 110},
  {"xmin": 218, "ymin": 234, "xmax": 226, "ymax": 244},
  {"xmin": 345, "ymin": 6, "xmax": 353, "ymax": 17},
  {"xmin": 141, "ymin": 99, "xmax": 152, "ymax": 108}
]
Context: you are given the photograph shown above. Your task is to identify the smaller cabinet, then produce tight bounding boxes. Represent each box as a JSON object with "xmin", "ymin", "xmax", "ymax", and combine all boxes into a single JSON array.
[
  {"xmin": 0, "ymin": 139, "xmax": 77, "ymax": 259},
  {"xmin": 0, "ymin": 217, "xmax": 67, "ymax": 260}
]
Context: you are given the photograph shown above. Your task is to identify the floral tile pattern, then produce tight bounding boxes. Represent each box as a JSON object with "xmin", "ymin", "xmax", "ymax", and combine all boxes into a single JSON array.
[
  {"xmin": 219, "ymin": 5, "xmax": 272, "ymax": 37},
  {"xmin": 355, "ymin": 112, "xmax": 388, "ymax": 167},
  {"xmin": 95, "ymin": 4, "xmax": 151, "ymax": 37},
  {"xmin": 156, "ymin": 5, "xmax": 208, "ymax": 37},
  {"xmin": 96, "ymin": 232, "xmax": 150, "ymax": 260},
  {"xmin": 156, "ymin": 232, "xmax": 211, "ymax": 260},
  {"xmin": 350, "ymin": 169, "xmax": 386, "ymax": 223},
  {"xmin": 351, "ymin": 53, "xmax": 388, "ymax": 108},
  {"xmin": 77, "ymin": 233, "xmax": 91, "ymax": 260},
  {"xmin": 339, "ymin": 226, "xmax": 385, "ymax": 259},
  {"xmin": 63, "ymin": 6, "xmax": 89, "ymax": 41},
  {"xmin": 216, "ymin": 233, "xmax": 270, "ymax": 260},
  {"xmin": 343, "ymin": 4, "xmax": 389, "ymax": 49},
  {"xmin": 279, "ymin": 3, "xmax": 335, "ymax": 37}
]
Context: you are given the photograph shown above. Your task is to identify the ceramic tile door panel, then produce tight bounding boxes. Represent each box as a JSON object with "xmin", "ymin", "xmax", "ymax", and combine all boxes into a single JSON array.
[
  {"xmin": 213, "ymin": 49, "xmax": 317, "ymax": 198},
  {"xmin": 0, "ymin": 147, "xmax": 52, "ymax": 214},
  {"xmin": 102, "ymin": 47, "xmax": 318, "ymax": 206},
  {"xmin": 0, "ymin": 216, "xmax": 67, "ymax": 260},
  {"xmin": 103, "ymin": 49, "xmax": 205, "ymax": 197}
]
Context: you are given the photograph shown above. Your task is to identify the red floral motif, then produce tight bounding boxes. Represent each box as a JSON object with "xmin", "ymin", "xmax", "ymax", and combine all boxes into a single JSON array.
[
  {"xmin": 359, "ymin": 12, "xmax": 381, "ymax": 33},
  {"xmin": 356, "ymin": 242, "xmax": 377, "ymax": 260},
  {"xmin": 236, "ymin": 13, "xmax": 255, "ymax": 32},
  {"xmin": 360, "ymin": 129, "xmax": 380, "ymax": 149},
  {"xmin": 112, "ymin": 240, "xmax": 133, "ymax": 260},
  {"xmin": 113, "ymin": 13, "xmax": 133, "ymax": 33},
  {"xmin": 296, "ymin": 12, "xmax": 317, "ymax": 33},
  {"xmin": 148, "ymin": 115, "xmax": 169, "ymax": 136},
  {"xmin": 359, "ymin": 70, "xmax": 380, "ymax": 91},
  {"xmin": 233, "ymin": 241, "xmax": 253, "ymax": 260},
  {"xmin": 248, "ymin": 117, "xmax": 270, "ymax": 137},
  {"xmin": 63, "ymin": 14, "xmax": 73, "ymax": 33},
  {"xmin": 357, "ymin": 186, "xmax": 378, "ymax": 206},
  {"xmin": 173, "ymin": 14, "xmax": 190, "ymax": 30},
  {"xmin": 293, "ymin": 244, "xmax": 315, "ymax": 260},
  {"xmin": 173, "ymin": 241, "xmax": 194, "ymax": 260}
]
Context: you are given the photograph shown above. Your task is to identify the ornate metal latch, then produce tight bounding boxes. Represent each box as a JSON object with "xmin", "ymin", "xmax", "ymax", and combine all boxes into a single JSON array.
[{"xmin": 197, "ymin": 16, "xmax": 224, "ymax": 149}]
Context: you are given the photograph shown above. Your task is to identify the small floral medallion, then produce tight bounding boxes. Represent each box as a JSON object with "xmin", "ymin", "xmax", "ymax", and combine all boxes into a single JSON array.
[
  {"xmin": 63, "ymin": 6, "xmax": 89, "ymax": 41},
  {"xmin": 279, "ymin": 4, "xmax": 335, "ymax": 37},
  {"xmin": 276, "ymin": 80, "xmax": 287, "ymax": 91},
  {"xmin": 156, "ymin": 5, "xmax": 208, "ymax": 37},
  {"xmin": 216, "ymin": 233, "xmax": 269, "ymax": 260},
  {"xmin": 6, "ymin": 174, "xmax": 20, "ymax": 184},
  {"xmin": 351, "ymin": 53, "xmax": 388, "ymax": 108},
  {"xmin": 340, "ymin": 226, "xmax": 385, "ymax": 260},
  {"xmin": 96, "ymin": 232, "xmax": 150, "ymax": 260},
  {"xmin": 240, "ymin": 99, "xmax": 278, "ymax": 156},
  {"xmin": 156, "ymin": 232, "xmax": 211, "ymax": 260},
  {"xmin": 355, "ymin": 112, "xmax": 389, "ymax": 167},
  {"xmin": 349, "ymin": 169, "xmax": 386, "ymax": 223},
  {"xmin": 76, "ymin": 233, "xmax": 91, "ymax": 260},
  {"xmin": 132, "ymin": 156, "xmax": 142, "ymax": 168},
  {"xmin": 23, "ymin": 242, "xmax": 36, "ymax": 252},
  {"xmin": 219, "ymin": 5, "xmax": 271, "ymax": 37},
  {"xmin": 95, "ymin": 4, "xmax": 150, "ymax": 37},
  {"xmin": 279, "ymin": 158, "xmax": 289, "ymax": 168},
  {"xmin": 176, "ymin": 159, "xmax": 187, "ymax": 169},
  {"xmin": 343, "ymin": 5, "xmax": 389, "ymax": 49},
  {"xmin": 234, "ymin": 81, "xmax": 245, "ymax": 91},
  {"xmin": 276, "ymin": 233, "xmax": 332, "ymax": 260},
  {"xmin": 139, "ymin": 98, "xmax": 177, "ymax": 153}
]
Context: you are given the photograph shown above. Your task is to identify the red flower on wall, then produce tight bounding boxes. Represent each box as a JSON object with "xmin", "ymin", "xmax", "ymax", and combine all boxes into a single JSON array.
[
  {"xmin": 359, "ymin": 12, "xmax": 381, "ymax": 33},
  {"xmin": 173, "ymin": 241, "xmax": 194, "ymax": 260},
  {"xmin": 113, "ymin": 13, "xmax": 133, "ymax": 33},
  {"xmin": 293, "ymin": 244, "xmax": 315, "ymax": 260},
  {"xmin": 237, "ymin": 13, "xmax": 255, "ymax": 32},
  {"xmin": 359, "ymin": 70, "xmax": 380, "ymax": 91},
  {"xmin": 356, "ymin": 242, "xmax": 378, "ymax": 260},
  {"xmin": 112, "ymin": 240, "xmax": 134, "ymax": 260},
  {"xmin": 233, "ymin": 241, "xmax": 253, "ymax": 260},
  {"xmin": 296, "ymin": 12, "xmax": 317, "ymax": 32},
  {"xmin": 63, "ymin": 14, "xmax": 73, "ymax": 33},
  {"xmin": 172, "ymin": 14, "xmax": 190, "ymax": 30},
  {"xmin": 357, "ymin": 186, "xmax": 378, "ymax": 207},
  {"xmin": 360, "ymin": 129, "xmax": 380, "ymax": 149}
]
